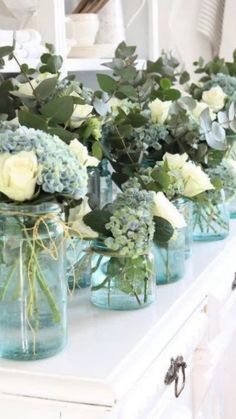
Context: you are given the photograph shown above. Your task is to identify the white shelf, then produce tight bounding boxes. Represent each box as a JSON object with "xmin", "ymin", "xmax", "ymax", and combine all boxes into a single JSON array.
[
  {"xmin": 66, "ymin": 58, "xmax": 109, "ymax": 72},
  {"xmin": 0, "ymin": 58, "xmax": 147, "ymax": 74},
  {"xmin": 66, "ymin": 58, "xmax": 146, "ymax": 72}
]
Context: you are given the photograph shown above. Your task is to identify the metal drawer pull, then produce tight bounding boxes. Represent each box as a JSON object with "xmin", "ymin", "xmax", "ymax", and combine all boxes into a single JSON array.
[
  {"xmin": 232, "ymin": 273, "xmax": 236, "ymax": 290},
  {"xmin": 164, "ymin": 356, "xmax": 187, "ymax": 398}
]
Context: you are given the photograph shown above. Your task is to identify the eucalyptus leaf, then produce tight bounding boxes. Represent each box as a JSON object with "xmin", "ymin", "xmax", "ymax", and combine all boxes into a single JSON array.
[
  {"xmin": 228, "ymin": 101, "xmax": 236, "ymax": 121},
  {"xmin": 18, "ymin": 110, "xmax": 48, "ymax": 131},
  {"xmin": 41, "ymin": 96, "xmax": 74, "ymax": 123},
  {"xmin": 180, "ymin": 96, "xmax": 197, "ymax": 111},
  {"xmin": 153, "ymin": 216, "xmax": 174, "ymax": 244},
  {"xmin": 115, "ymin": 42, "xmax": 136, "ymax": 59},
  {"xmin": 97, "ymin": 74, "xmax": 117, "ymax": 94},
  {"xmin": 160, "ymin": 77, "xmax": 172, "ymax": 90},
  {"xmin": 118, "ymin": 84, "xmax": 137, "ymax": 99},
  {"xmin": 229, "ymin": 118, "xmax": 236, "ymax": 133},
  {"xmin": 205, "ymin": 122, "xmax": 227, "ymax": 150},
  {"xmin": 0, "ymin": 46, "xmax": 14, "ymax": 59},
  {"xmin": 93, "ymin": 97, "xmax": 109, "ymax": 116},
  {"xmin": 200, "ymin": 107, "xmax": 212, "ymax": 133},
  {"xmin": 83, "ymin": 210, "xmax": 111, "ymax": 236},
  {"xmin": 47, "ymin": 127, "xmax": 77, "ymax": 143},
  {"xmin": 34, "ymin": 76, "xmax": 58, "ymax": 100},
  {"xmin": 179, "ymin": 71, "xmax": 190, "ymax": 84},
  {"xmin": 218, "ymin": 111, "xmax": 229, "ymax": 128},
  {"xmin": 162, "ymin": 88, "xmax": 181, "ymax": 101}
]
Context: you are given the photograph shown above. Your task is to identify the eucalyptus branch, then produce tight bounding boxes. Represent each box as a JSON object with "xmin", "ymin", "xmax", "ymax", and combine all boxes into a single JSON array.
[
  {"xmin": 12, "ymin": 54, "xmax": 39, "ymax": 99},
  {"xmin": 114, "ymin": 125, "xmax": 135, "ymax": 164}
]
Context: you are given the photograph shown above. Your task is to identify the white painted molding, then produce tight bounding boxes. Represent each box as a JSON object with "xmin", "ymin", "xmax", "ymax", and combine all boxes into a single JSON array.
[
  {"xmin": 147, "ymin": 0, "xmax": 159, "ymax": 60},
  {"xmin": 37, "ymin": 0, "xmax": 66, "ymax": 58}
]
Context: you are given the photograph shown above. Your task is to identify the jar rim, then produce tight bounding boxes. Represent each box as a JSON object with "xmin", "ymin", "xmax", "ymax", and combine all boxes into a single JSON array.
[
  {"xmin": 92, "ymin": 240, "xmax": 150, "ymax": 258},
  {"xmin": 0, "ymin": 201, "xmax": 63, "ymax": 216}
]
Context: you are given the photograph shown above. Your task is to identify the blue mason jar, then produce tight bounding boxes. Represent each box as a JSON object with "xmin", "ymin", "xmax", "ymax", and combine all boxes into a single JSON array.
[
  {"xmin": 89, "ymin": 160, "xmax": 113, "ymax": 209},
  {"xmin": 90, "ymin": 242, "xmax": 156, "ymax": 310},
  {"xmin": 66, "ymin": 238, "xmax": 92, "ymax": 290},
  {"xmin": 0, "ymin": 203, "xmax": 67, "ymax": 360},
  {"xmin": 192, "ymin": 190, "xmax": 229, "ymax": 241},
  {"xmin": 172, "ymin": 198, "xmax": 193, "ymax": 259},
  {"xmin": 225, "ymin": 188, "xmax": 236, "ymax": 219},
  {"xmin": 154, "ymin": 228, "xmax": 186, "ymax": 285}
]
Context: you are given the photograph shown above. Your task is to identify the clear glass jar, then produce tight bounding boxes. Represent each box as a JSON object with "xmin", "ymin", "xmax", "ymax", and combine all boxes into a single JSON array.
[
  {"xmin": 91, "ymin": 243, "xmax": 156, "ymax": 310},
  {"xmin": 154, "ymin": 228, "xmax": 186, "ymax": 285},
  {"xmin": 192, "ymin": 190, "xmax": 229, "ymax": 241},
  {"xmin": 172, "ymin": 198, "xmax": 193, "ymax": 259},
  {"xmin": 0, "ymin": 203, "xmax": 67, "ymax": 360},
  {"xmin": 66, "ymin": 237, "xmax": 92, "ymax": 290},
  {"xmin": 88, "ymin": 160, "xmax": 113, "ymax": 209},
  {"xmin": 225, "ymin": 188, "xmax": 236, "ymax": 219}
]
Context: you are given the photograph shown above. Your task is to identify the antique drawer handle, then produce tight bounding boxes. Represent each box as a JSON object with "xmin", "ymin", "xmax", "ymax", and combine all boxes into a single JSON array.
[
  {"xmin": 164, "ymin": 356, "xmax": 187, "ymax": 398},
  {"xmin": 232, "ymin": 273, "xmax": 236, "ymax": 291}
]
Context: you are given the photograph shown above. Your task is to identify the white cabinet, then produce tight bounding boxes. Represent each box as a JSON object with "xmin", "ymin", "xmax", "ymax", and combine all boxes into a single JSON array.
[{"xmin": 1, "ymin": 223, "xmax": 236, "ymax": 417}]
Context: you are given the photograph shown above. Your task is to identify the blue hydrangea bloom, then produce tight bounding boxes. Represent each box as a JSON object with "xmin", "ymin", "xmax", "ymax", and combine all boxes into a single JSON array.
[{"xmin": 0, "ymin": 126, "xmax": 88, "ymax": 199}]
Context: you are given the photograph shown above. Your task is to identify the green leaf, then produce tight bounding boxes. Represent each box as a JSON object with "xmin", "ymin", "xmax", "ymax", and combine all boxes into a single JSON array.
[
  {"xmin": 127, "ymin": 113, "xmax": 148, "ymax": 128},
  {"xmin": 18, "ymin": 110, "xmax": 48, "ymax": 131},
  {"xmin": 0, "ymin": 46, "xmax": 14, "ymax": 59},
  {"xmin": 153, "ymin": 216, "xmax": 174, "ymax": 244},
  {"xmin": 34, "ymin": 76, "xmax": 58, "ymax": 100},
  {"xmin": 45, "ymin": 43, "xmax": 55, "ymax": 54},
  {"xmin": 146, "ymin": 58, "xmax": 163, "ymax": 74},
  {"xmin": 47, "ymin": 127, "xmax": 77, "ymax": 143},
  {"xmin": 205, "ymin": 122, "xmax": 227, "ymax": 150},
  {"xmin": 41, "ymin": 53, "xmax": 51, "ymax": 64},
  {"xmin": 93, "ymin": 97, "xmax": 109, "ymax": 116},
  {"xmin": 179, "ymin": 71, "xmax": 190, "ymax": 84},
  {"xmin": 160, "ymin": 77, "xmax": 172, "ymax": 90},
  {"xmin": 163, "ymin": 88, "xmax": 181, "ymax": 101},
  {"xmin": 116, "ymin": 66, "xmax": 137, "ymax": 82},
  {"xmin": 83, "ymin": 210, "xmax": 111, "ymax": 236},
  {"xmin": 115, "ymin": 42, "xmax": 136, "ymax": 59},
  {"xmin": 97, "ymin": 74, "xmax": 117, "ymax": 94},
  {"xmin": 151, "ymin": 168, "xmax": 170, "ymax": 189},
  {"xmin": 41, "ymin": 96, "xmax": 74, "ymax": 123},
  {"xmin": 111, "ymin": 172, "xmax": 129, "ymax": 189},
  {"xmin": 39, "ymin": 55, "xmax": 63, "ymax": 74},
  {"xmin": 118, "ymin": 84, "xmax": 137, "ymax": 99},
  {"xmin": 92, "ymin": 142, "xmax": 103, "ymax": 160}
]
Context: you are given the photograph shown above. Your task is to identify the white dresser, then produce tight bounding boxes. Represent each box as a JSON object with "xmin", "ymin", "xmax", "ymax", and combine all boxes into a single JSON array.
[{"xmin": 1, "ymin": 223, "xmax": 236, "ymax": 419}]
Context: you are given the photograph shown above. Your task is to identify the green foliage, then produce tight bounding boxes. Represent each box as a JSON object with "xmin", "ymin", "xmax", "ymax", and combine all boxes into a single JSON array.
[
  {"xmin": 41, "ymin": 96, "xmax": 74, "ymax": 123},
  {"xmin": 34, "ymin": 76, "xmax": 58, "ymax": 100},
  {"xmin": 153, "ymin": 216, "xmax": 174, "ymax": 244},
  {"xmin": 97, "ymin": 74, "xmax": 117, "ymax": 94},
  {"xmin": 83, "ymin": 210, "xmax": 112, "ymax": 236}
]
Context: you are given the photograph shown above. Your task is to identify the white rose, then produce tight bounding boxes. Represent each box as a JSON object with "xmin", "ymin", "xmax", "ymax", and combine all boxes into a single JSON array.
[
  {"xmin": 0, "ymin": 151, "xmax": 38, "ymax": 202},
  {"xmin": 202, "ymin": 86, "xmax": 227, "ymax": 112},
  {"xmin": 70, "ymin": 104, "xmax": 93, "ymax": 128},
  {"xmin": 163, "ymin": 152, "xmax": 188, "ymax": 170},
  {"xmin": 108, "ymin": 98, "xmax": 133, "ymax": 115},
  {"xmin": 191, "ymin": 102, "xmax": 215, "ymax": 122},
  {"xmin": 69, "ymin": 139, "xmax": 99, "ymax": 167},
  {"xmin": 153, "ymin": 192, "xmax": 186, "ymax": 229},
  {"xmin": 148, "ymin": 98, "xmax": 171, "ymax": 124},
  {"xmin": 181, "ymin": 162, "xmax": 214, "ymax": 197},
  {"xmin": 69, "ymin": 197, "xmax": 98, "ymax": 238}
]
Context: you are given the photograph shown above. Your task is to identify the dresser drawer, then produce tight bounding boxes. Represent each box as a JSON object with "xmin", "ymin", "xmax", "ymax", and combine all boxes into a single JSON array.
[
  {"xmin": 0, "ymin": 394, "xmax": 114, "ymax": 419},
  {"xmin": 208, "ymin": 245, "xmax": 236, "ymax": 306},
  {"xmin": 119, "ymin": 301, "xmax": 208, "ymax": 419}
]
